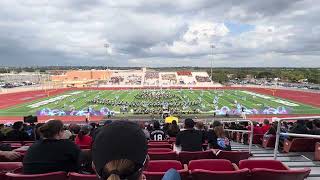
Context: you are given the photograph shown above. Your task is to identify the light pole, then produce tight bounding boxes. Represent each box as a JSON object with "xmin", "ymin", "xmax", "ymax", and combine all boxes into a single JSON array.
[
  {"xmin": 104, "ymin": 43, "xmax": 110, "ymax": 70},
  {"xmin": 210, "ymin": 44, "xmax": 215, "ymax": 79}
]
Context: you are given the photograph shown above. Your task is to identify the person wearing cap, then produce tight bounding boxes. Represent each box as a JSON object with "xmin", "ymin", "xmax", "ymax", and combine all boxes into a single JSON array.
[
  {"xmin": 92, "ymin": 121, "xmax": 148, "ymax": 180},
  {"xmin": 175, "ymin": 118, "xmax": 204, "ymax": 151},
  {"xmin": 75, "ymin": 125, "xmax": 93, "ymax": 147}
]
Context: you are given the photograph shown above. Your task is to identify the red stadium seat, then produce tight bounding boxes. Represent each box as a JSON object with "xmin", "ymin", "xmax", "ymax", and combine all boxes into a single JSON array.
[
  {"xmin": 22, "ymin": 141, "xmax": 35, "ymax": 146},
  {"xmin": 148, "ymin": 148, "xmax": 172, "ymax": 152},
  {"xmin": 239, "ymin": 160, "xmax": 289, "ymax": 170},
  {"xmin": 78, "ymin": 145, "xmax": 91, "ymax": 149},
  {"xmin": 168, "ymin": 138, "xmax": 176, "ymax": 144},
  {"xmin": 0, "ymin": 162, "xmax": 23, "ymax": 180},
  {"xmin": 143, "ymin": 160, "xmax": 188, "ymax": 180},
  {"xmin": 148, "ymin": 144, "xmax": 172, "ymax": 149},
  {"xmin": 250, "ymin": 168, "xmax": 310, "ymax": 180},
  {"xmin": 148, "ymin": 140, "xmax": 169, "ymax": 144},
  {"xmin": 68, "ymin": 172, "xmax": 98, "ymax": 180},
  {"xmin": 148, "ymin": 152, "xmax": 177, "ymax": 160},
  {"xmin": 189, "ymin": 159, "xmax": 249, "ymax": 180},
  {"xmin": 5, "ymin": 171, "xmax": 68, "ymax": 180},
  {"xmin": 239, "ymin": 160, "xmax": 310, "ymax": 180},
  {"xmin": 315, "ymin": 142, "xmax": 320, "ymax": 161},
  {"xmin": 215, "ymin": 150, "xmax": 250, "ymax": 165},
  {"xmin": 262, "ymin": 135, "xmax": 276, "ymax": 148},
  {"xmin": 178, "ymin": 150, "xmax": 216, "ymax": 164},
  {"xmin": 283, "ymin": 138, "xmax": 318, "ymax": 153}
]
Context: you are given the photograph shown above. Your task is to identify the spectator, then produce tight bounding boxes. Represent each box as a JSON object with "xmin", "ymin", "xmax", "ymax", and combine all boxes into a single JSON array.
[
  {"xmin": 34, "ymin": 123, "xmax": 45, "ymax": 140},
  {"xmin": 288, "ymin": 120, "xmax": 309, "ymax": 140},
  {"xmin": 23, "ymin": 120, "xmax": 80, "ymax": 174},
  {"xmin": 150, "ymin": 121, "xmax": 166, "ymax": 141},
  {"xmin": 139, "ymin": 123, "xmax": 150, "ymax": 140},
  {"xmin": 167, "ymin": 120, "xmax": 180, "ymax": 137},
  {"xmin": 6, "ymin": 121, "xmax": 30, "ymax": 141},
  {"xmin": 310, "ymin": 119, "xmax": 320, "ymax": 135},
  {"xmin": 75, "ymin": 125, "xmax": 92, "ymax": 147},
  {"xmin": 214, "ymin": 126, "xmax": 231, "ymax": 151},
  {"xmin": 176, "ymin": 118, "xmax": 204, "ymax": 151},
  {"xmin": 69, "ymin": 124, "xmax": 81, "ymax": 141},
  {"xmin": 195, "ymin": 121, "xmax": 206, "ymax": 140},
  {"xmin": 207, "ymin": 121, "xmax": 222, "ymax": 149},
  {"xmin": 261, "ymin": 119, "xmax": 271, "ymax": 134},
  {"xmin": 92, "ymin": 121, "xmax": 150, "ymax": 180}
]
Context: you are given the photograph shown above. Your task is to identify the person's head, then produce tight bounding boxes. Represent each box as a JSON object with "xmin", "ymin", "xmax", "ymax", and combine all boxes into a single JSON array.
[
  {"xmin": 214, "ymin": 126, "xmax": 225, "ymax": 138},
  {"xmin": 153, "ymin": 121, "xmax": 160, "ymax": 130},
  {"xmin": 313, "ymin": 119, "xmax": 320, "ymax": 128},
  {"xmin": 172, "ymin": 120, "xmax": 177, "ymax": 126},
  {"xmin": 104, "ymin": 120, "xmax": 113, "ymax": 127},
  {"xmin": 306, "ymin": 120, "xmax": 313, "ymax": 130},
  {"xmin": 184, "ymin": 118, "xmax": 195, "ymax": 129},
  {"xmin": 297, "ymin": 120, "xmax": 305, "ymax": 126},
  {"xmin": 0, "ymin": 124, "xmax": 4, "ymax": 129},
  {"xmin": 195, "ymin": 121, "xmax": 204, "ymax": 130},
  {"xmin": 12, "ymin": 121, "xmax": 24, "ymax": 131},
  {"xmin": 35, "ymin": 123, "xmax": 45, "ymax": 140},
  {"xmin": 78, "ymin": 125, "xmax": 91, "ymax": 140},
  {"xmin": 69, "ymin": 124, "xmax": 81, "ymax": 134},
  {"xmin": 39, "ymin": 120, "xmax": 64, "ymax": 139},
  {"xmin": 263, "ymin": 119, "xmax": 270, "ymax": 125},
  {"xmin": 90, "ymin": 123, "xmax": 97, "ymax": 129},
  {"xmin": 92, "ymin": 121, "xmax": 148, "ymax": 180},
  {"xmin": 212, "ymin": 121, "xmax": 222, "ymax": 128}
]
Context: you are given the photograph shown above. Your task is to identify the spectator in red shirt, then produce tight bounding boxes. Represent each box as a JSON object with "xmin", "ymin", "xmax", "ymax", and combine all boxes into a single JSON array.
[
  {"xmin": 261, "ymin": 119, "xmax": 271, "ymax": 134},
  {"xmin": 75, "ymin": 125, "xmax": 92, "ymax": 147}
]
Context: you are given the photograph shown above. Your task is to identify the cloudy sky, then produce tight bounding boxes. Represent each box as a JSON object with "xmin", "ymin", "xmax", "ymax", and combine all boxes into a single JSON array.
[{"xmin": 0, "ymin": 0, "xmax": 319, "ymax": 67}]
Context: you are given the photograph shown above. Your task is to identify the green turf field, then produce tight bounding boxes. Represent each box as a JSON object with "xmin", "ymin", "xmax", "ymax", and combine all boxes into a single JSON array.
[{"xmin": 0, "ymin": 89, "xmax": 319, "ymax": 116}]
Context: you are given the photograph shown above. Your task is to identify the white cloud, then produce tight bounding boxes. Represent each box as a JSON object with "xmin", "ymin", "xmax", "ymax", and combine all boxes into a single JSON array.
[{"xmin": 0, "ymin": 0, "xmax": 319, "ymax": 67}]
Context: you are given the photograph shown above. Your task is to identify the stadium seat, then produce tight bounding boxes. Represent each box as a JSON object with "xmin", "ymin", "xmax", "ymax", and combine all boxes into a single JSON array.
[
  {"xmin": 148, "ymin": 144, "xmax": 172, "ymax": 149},
  {"xmin": 143, "ymin": 160, "xmax": 188, "ymax": 180},
  {"xmin": 22, "ymin": 141, "xmax": 35, "ymax": 146},
  {"xmin": 283, "ymin": 138, "xmax": 318, "ymax": 153},
  {"xmin": 262, "ymin": 135, "xmax": 276, "ymax": 148},
  {"xmin": 239, "ymin": 160, "xmax": 289, "ymax": 170},
  {"xmin": 0, "ymin": 162, "xmax": 23, "ymax": 180},
  {"xmin": 178, "ymin": 150, "xmax": 216, "ymax": 164},
  {"xmin": 314, "ymin": 142, "xmax": 320, "ymax": 161},
  {"xmin": 189, "ymin": 159, "xmax": 249, "ymax": 180},
  {"xmin": 148, "ymin": 152, "xmax": 177, "ymax": 160},
  {"xmin": 148, "ymin": 140, "xmax": 169, "ymax": 144},
  {"xmin": 68, "ymin": 172, "xmax": 98, "ymax": 180},
  {"xmin": 215, "ymin": 150, "xmax": 250, "ymax": 165},
  {"xmin": 78, "ymin": 145, "xmax": 91, "ymax": 149},
  {"xmin": 239, "ymin": 160, "xmax": 310, "ymax": 180},
  {"xmin": 5, "ymin": 171, "xmax": 68, "ymax": 180},
  {"xmin": 168, "ymin": 138, "xmax": 176, "ymax": 144},
  {"xmin": 148, "ymin": 148, "xmax": 172, "ymax": 152}
]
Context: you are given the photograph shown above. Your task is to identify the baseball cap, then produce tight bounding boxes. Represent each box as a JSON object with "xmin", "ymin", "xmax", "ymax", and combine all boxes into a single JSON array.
[{"xmin": 92, "ymin": 121, "xmax": 148, "ymax": 179}]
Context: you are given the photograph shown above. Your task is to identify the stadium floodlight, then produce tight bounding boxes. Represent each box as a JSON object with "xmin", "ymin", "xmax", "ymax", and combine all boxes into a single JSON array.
[
  {"xmin": 104, "ymin": 43, "xmax": 110, "ymax": 69},
  {"xmin": 210, "ymin": 44, "xmax": 216, "ymax": 80}
]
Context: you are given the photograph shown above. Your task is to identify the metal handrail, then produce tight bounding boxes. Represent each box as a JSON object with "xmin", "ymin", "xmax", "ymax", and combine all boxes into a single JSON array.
[
  {"xmin": 221, "ymin": 119, "xmax": 254, "ymax": 154},
  {"xmin": 273, "ymin": 116, "xmax": 320, "ymax": 159}
]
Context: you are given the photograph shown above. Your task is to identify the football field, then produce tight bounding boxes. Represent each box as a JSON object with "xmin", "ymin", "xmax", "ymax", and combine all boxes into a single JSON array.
[{"xmin": 0, "ymin": 89, "xmax": 319, "ymax": 116}]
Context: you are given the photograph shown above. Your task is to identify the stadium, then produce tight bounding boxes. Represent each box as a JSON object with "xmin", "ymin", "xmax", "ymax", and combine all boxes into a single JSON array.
[{"xmin": 1, "ymin": 0, "xmax": 320, "ymax": 180}]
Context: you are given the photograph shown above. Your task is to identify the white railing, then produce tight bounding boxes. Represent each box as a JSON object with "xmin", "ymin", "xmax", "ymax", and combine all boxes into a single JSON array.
[
  {"xmin": 273, "ymin": 116, "xmax": 320, "ymax": 159},
  {"xmin": 220, "ymin": 119, "xmax": 254, "ymax": 154}
]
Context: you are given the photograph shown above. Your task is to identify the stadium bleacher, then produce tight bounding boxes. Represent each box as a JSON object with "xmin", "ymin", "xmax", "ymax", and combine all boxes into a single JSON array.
[{"xmin": 0, "ymin": 117, "xmax": 320, "ymax": 179}]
